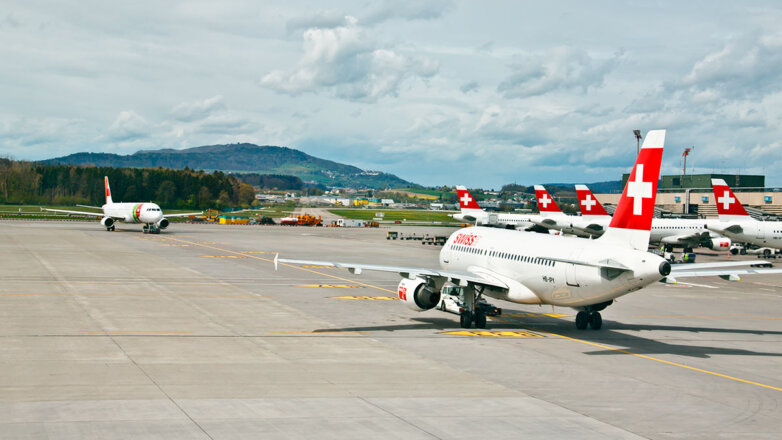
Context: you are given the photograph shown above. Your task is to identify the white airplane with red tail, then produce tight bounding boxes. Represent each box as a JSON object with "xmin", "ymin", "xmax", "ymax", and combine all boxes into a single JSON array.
[
  {"xmin": 43, "ymin": 177, "xmax": 201, "ymax": 234},
  {"xmin": 708, "ymin": 179, "xmax": 782, "ymax": 251},
  {"xmin": 277, "ymin": 130, "xmax": 782, "ymax": 330}
]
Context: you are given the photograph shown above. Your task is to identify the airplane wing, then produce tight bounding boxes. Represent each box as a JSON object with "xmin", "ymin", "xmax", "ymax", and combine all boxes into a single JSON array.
[
  {"xmin": 707, "ymin": 223, "xmax": 744, "ymax": 234},
  {"xmin": 666, "ymin": 260, "xmax": 781, "ymax": 281},
  {"xmin": 275, "ymin": 255, "xmax": 508, "ymax": 290},
  {"xmin": 660, "ymin": 231, "xmax": 711, "ymax": 246},
  {"xmin": 76, "ymin": 204, "xmax": 102, "ymax": 209},
  {"xmin": 42, "ymin": 208, "xmax": 106, "ymax": 218},
  {"xmin": 163, "ymin": 211, "xmax": 203, "ymax": 218}
]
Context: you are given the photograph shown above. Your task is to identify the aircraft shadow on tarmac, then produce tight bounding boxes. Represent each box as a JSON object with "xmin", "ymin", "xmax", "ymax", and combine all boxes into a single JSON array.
[{"xmin": 313, "ymin": 313, "xmax": 782, "ymax": 359}]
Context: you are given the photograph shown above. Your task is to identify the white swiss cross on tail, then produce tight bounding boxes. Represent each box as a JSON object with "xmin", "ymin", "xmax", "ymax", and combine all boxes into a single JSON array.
[
  {"xmin": 581, "ymin": 194, "xmax": 596, "ymax": 211},
  {"xmin": 627, "ymin": 164, "xmax": 652, "ymax": 215},
  {"xmin": 718, "ymin": 191, "xmax": 734, "ymax": 210},
  {"xmin": 460, "ymin": 193, "xmax": 472, "ymax": 206},
  {"xmin": 539, "ymin": 194, "xmax": 551, "ymax": 208},
  {"xmin": 600, "ymin": 130, "xmax": 665, "ymax": 251}
]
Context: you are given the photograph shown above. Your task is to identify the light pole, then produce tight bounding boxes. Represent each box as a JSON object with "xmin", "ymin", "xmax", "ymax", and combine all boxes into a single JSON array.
[{"xmin": 633, "ymin": 130, "xmax": 642, "ymax": 156}]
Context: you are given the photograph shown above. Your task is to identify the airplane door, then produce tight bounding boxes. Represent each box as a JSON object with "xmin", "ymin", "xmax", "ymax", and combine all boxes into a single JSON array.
[
  {"xmin": 565, "ymin": 250, "xmax": 581, "ymax": 287},
  {"xmin": 755, "ymin": 224, "xmax": 765, "ymax": 240}
]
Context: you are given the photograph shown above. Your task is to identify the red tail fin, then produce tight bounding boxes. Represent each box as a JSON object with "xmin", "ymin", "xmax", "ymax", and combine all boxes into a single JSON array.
[
  {"xmin": 575, "ymin": 185, "xmax": 609, "ymax": 216},
  {"xmin": 104, "ymin": 176, "xmax": 113, "ymax": 204},
  {"xmin": 711, "ymin": 179, "xmax": 749, "ymax": 218},
  {"xmin": 533, "ymin": 185, "xmax": 562, "ymax": 214},
  {"xmin": 600, "ymin": 130, "xmax": 665, "ymax": 250},
  {"xmin": 455, "ymin": 186, "xmax": 482, "ymax": 210}
]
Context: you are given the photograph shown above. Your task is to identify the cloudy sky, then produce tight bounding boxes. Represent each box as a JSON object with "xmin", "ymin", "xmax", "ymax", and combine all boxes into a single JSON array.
[{"xmin": 2, "ymin": 1, "xmax": 781, "ymax": 188}]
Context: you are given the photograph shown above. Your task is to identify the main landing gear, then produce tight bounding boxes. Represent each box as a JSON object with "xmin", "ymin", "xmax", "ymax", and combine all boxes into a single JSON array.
[
  {"xmin": 574, "ymin": 300, "xmax": 612, "ymax": 330},
  {"xmin": 458, "ymin": 285, "xmax": 488, "ymax": 329},
  {"xmin": 106, "ymin": 226, "xmax": 115, "ymax": 231},
  {"xmin": 575, "ymin": 311, "xmax": 602, "ymax": 330}
]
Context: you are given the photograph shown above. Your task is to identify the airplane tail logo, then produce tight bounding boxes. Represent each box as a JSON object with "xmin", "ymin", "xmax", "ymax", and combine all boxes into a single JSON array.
[
  {"xmin": 456, "ymin": 186, "xmax": 482, "ymax": 210},
  {"xmin": 104, "ymin": 176, "xmax": 113, "ymax": 204},
  {"xmin": 600, "ymin": 130, "xmax": 665, "ymax": 250},
  {"xmin": 575, "ymin": 185, "xmax": 609, "ymax": 216},
  {"xmin": 711, "ymin": 179, "xmax": 749, "ymax": 218},
  {"xmin": 533, "ymin": 185, "xmax": 562, "ymax": 214}
]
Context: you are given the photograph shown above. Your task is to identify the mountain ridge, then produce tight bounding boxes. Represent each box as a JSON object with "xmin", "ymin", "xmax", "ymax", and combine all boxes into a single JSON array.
[{"xmin": 40, "ymin": 143, "xmax": 413, "ymax": 189}]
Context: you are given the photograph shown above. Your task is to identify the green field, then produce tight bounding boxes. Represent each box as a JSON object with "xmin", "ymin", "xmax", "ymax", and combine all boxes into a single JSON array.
[{"xmin": 328, "ymin": 209, "xmax": 458, "ymax": 223}]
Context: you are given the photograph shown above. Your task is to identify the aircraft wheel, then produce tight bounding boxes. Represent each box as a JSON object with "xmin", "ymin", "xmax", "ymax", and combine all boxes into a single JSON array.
[
  {"xmin": 588, "ymin": 312, "xmax": 602, "ymax": 330},
  {"xmin": 575, "ymin": 311, "xmax": 588, "ymax": 330},
  {"xmin": 459, "ymin": 311, "xmax": 472, "ymax": 329},
  {"xmin": 763, "ymin": 249, "xmax": 771, "ymax": 257},
  {"xmin": 474, "ymin": 311, "xmax": 487, "ymax": 329}
]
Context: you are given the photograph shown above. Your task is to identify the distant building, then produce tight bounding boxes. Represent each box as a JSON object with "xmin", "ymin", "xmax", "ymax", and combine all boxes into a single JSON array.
[{"xmin": 622, "ymin": 173, "xmax": 765, "ymax": 190}]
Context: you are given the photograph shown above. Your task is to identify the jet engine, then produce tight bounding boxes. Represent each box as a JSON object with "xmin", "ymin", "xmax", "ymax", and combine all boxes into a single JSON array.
[
  {"xmin": 397, "ymin": 277, "xmax": 441, "ymax": 311},
  {"xmin": 100, "ymin": 217, "xmax": 115, "ymax": 228},
  {"xmin": 157, "ymin": 218, "xmax": 170, "ymax": 230},
  {"xmin": 706, "ymin": 237, "xmax": 731, "ymax": 250}
]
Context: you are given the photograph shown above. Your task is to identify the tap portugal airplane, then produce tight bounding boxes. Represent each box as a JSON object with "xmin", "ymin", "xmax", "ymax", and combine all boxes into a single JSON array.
[
  {"xmin": 43, "ymin": 177, "xmax": 202, "ymax": 234},
  {"xmin": 276, "ymin": 130, "xmax": 782, "ymax": 330}
]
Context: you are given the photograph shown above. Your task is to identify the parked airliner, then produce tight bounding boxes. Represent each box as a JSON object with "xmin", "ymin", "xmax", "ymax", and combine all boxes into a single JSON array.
[
  {"xmin": 277, "ymin": 130, "xmax": 781, "ymax": 330},
  {"xmin": 43, "ymin": 177, "xmax": 201, "ymax": 233},
  {"xmin": 708, "ymin": 179, "xmax": 782, "ymax": 251}
]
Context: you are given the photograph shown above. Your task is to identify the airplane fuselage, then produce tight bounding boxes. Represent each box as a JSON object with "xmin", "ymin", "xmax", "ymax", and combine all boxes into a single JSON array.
[
  {"xmin": 439, "ymin": 227, "xmax": 668, "ymax": 308},
  {"xmin": 103, "ymin": 202, "xmax": 164, "ymax": 224},
  {"xmin": 711, "ymin": 221, "xmax": 782, "ymax": 249}
]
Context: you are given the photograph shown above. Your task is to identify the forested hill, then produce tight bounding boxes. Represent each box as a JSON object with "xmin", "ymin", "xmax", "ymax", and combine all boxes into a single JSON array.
[
  {"xmin": 0, "ymin": 159, "xmax": 256, "ymax": 209},
  {"xmin": 41, "ymin": 143, "xmax": 413, "ymax": 189}
]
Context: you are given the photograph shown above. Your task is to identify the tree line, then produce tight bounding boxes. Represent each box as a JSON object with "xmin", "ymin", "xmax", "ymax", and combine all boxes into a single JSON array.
[{"xmin": 0, "ymin": 159, "xmax": 257, "ymax": 209}]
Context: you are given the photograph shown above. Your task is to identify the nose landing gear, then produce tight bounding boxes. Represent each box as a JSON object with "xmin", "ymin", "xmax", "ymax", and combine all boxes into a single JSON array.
[{"xmin": 142, "ymin": 224, "xmax": 161, "ymax": 234}]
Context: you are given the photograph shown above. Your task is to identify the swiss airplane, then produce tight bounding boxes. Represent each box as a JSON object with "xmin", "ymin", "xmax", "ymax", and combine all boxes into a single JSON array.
[
  {"xmin": 43, "ymin": 177, "xmax": 201, "ymax": 234},
  {"xmin": 277, "ymin": 130, "xmax": 780, "ymax": 330},
  {"xmin": 707, "ymin": 179, "xmax": 782, "ymax": 251}
]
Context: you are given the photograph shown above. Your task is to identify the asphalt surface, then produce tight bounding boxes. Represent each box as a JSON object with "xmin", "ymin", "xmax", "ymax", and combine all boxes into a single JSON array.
[{"xmin": 1, "ymin": 221, "xmax": 781, "ymax": 439}]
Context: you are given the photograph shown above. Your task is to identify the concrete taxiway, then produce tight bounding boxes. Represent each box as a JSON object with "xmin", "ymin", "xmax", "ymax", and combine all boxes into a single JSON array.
[{"xmin": 1, "ymin": 221, "xmax": 781, "ymax": 439}]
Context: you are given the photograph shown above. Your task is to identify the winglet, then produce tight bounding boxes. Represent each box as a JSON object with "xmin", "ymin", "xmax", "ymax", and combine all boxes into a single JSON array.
[
  {"xmin": 599, "ymin": 129, "xmax": 665, "ymax": 250},
  {"xmin": 711, "ymin": 179, "xmax": 749, "ymax": 220},
  {"xmin": 274, "ymin": 253, "xmax": 279, "ymax": 271},
  {"xmin": 533, "ymin": 185, "xmax": 562, "ymax": 214}
]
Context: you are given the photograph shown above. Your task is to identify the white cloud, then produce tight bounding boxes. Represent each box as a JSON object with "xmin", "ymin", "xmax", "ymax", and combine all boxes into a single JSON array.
[
  {"xmin": 259, "ymin": 16, "xmax": 438, "ymax": 102},
  {"xmin": 170, "ymin": 95, "xmax": 226, "ymax": 122},
  {"xmin": 106, "ymin": 110, "xmax": 151, "ymax": 142},
  {"xmin": 497, "ymin": 47, "xmax": 621, "ymax": 98}
]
